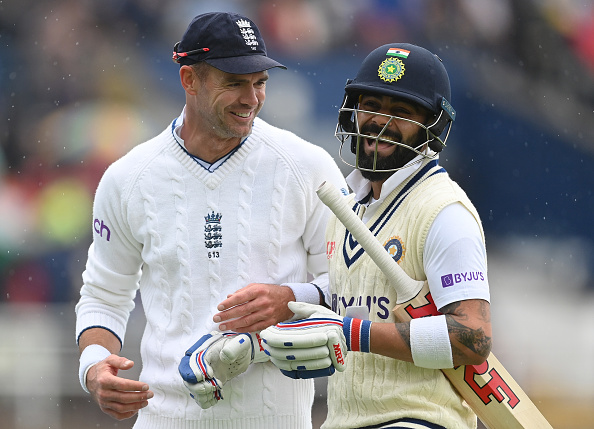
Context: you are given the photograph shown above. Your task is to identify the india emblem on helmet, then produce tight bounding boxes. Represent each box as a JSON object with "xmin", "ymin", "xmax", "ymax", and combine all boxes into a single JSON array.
[{"xmin": 377, "ymin": 58, "xmax": 405, "ymax": 83}]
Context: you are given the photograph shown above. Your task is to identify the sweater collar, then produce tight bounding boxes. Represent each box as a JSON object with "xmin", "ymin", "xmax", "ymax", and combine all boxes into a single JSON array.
[
  {"xmin": 346, "ymin": 154, "xmax": 431, "ymax": 205},
  {"xmin": 170, "ymin": 107, "xmax": 250, "ymax": 173}
]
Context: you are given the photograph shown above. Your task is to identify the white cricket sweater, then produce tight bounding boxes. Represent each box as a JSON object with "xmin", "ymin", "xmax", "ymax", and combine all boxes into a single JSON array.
[
  {"xmin": 75, "ymin": 117, "xmax": 347, "ymax": 429},
  {"xmin": 324, "ymin": 158, "xmax": 484, "ymax": 429}
]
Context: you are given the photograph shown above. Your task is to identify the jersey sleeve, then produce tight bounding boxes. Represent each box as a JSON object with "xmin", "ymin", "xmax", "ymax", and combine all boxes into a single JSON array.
[
  {"xmin": 423, "ymin": 202, "xmax": 490, "ymax": 311},
  {"xmin": 75, "ymin": 164, "xmax": 143, "ymax": 346}
]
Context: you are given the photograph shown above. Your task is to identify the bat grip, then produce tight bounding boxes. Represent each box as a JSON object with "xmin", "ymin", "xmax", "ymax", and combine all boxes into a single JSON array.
[{"xmin": 317, "ymin": 181, "xmax": 423, "ymax": 303}]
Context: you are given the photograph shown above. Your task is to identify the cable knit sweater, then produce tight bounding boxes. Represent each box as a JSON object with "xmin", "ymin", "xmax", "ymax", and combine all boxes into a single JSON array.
[
  {"xmin": 324, "ymin": 159, "xmax": 483, "ymax": 429},
  {"xmin": 75, "ymin": 117, "xmax": 347, "ymax": 429}
]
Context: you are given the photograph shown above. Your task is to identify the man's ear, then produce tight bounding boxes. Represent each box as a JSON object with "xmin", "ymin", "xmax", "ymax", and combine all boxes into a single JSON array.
[{"xmin": 180, "ymin": 65, "xmax": 199, "ymax": 95}]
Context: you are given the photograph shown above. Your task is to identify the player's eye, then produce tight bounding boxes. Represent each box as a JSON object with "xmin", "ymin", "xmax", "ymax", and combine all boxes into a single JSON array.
[
  {"xmin": 361, "ymin": 101, "xmax": 380, "ymax": 111},
  {"xmin": 392, "ymin": 108, "xmax": 411, "ymax": 117}
]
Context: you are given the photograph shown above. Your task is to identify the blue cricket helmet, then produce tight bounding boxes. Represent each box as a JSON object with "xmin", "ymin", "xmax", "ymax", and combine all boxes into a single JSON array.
[{"xmin": 337, "ymin": 43, "xmax": 456, "ymax": 154}]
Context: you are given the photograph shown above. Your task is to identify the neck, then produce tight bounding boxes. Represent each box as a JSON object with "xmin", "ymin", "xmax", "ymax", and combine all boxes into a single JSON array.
[
  {"xmin": 180, "ymin": 123, "xmax": 244, "ymax": 163},
  {"xmin": 370, "ymin": 181, "xmax": 385, "ymax": 200}
]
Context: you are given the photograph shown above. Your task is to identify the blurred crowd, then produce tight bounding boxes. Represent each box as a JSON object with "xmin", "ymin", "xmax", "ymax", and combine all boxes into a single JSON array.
[{"xmin": 1, "ymin": 0, "xmax": 593, "ymax": 305}]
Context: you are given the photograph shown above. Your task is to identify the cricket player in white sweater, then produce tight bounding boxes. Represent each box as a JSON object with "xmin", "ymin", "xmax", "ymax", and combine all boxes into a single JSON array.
[{"xmin": 75, "ymin": 12, "xmax": 346, "ymax": 429}]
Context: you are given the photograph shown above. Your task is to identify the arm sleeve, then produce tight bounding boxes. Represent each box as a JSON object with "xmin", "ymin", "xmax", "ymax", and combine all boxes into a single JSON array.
[
  {"xmin": 75, "ymin": 166, "xmax": 143, "ymax": 346},
  {"xmin": 423, "ymin": 203, "xmax": 490, "ymax": 310}
]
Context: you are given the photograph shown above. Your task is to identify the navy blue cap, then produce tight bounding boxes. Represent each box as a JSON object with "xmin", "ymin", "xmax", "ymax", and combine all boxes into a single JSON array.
[{"xmin": 172, "ymin": 12, "xmax": 286, "ymax": 74}]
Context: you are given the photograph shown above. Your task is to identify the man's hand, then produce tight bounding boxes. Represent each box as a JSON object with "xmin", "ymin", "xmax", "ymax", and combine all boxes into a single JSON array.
[
  {"xmin": 86, "ymin": 355, "xmax": 153, "ymax": 420},
  {"xmin": 213, "ymin": 283, "xmax": 295, "ymax": 332},
  {"xmin": 179, "ymin": 331, "xmax": 268, "ymax": 409},
  {"xmin": 260, "ymin": 301, "xmax": 351, "ymax": 379}
]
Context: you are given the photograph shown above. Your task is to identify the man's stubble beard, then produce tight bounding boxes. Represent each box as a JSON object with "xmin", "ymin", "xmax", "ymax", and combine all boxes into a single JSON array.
[{"xmin": 357, "ymin": 126, "xmax": 426, "ymax": 182}]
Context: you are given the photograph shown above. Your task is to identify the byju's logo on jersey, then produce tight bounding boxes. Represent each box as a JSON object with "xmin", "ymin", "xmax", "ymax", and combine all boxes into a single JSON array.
[
  {"xmin": 441, "ymin": 271, "xmax": 485, "ymax": 288},
  {"xmin": 383, "ymin": 236, "xmax": 405, "ymax": 263},
  {"xmin": 332, "ymin": 293, "xmax": 392, "ymax": 320}
]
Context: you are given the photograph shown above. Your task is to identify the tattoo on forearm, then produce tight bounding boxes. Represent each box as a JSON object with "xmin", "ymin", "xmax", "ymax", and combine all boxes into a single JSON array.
[
  {"xmin": 480, "ymin": 302, "xmax": 491, "ymax": 323},
  {"xmin": 442, "ymin": 301, "xmax": 492, "ymax": 360},
  {"xmin": 395, "ymin": 322, "xmax": 411, "ymax": 350},
  {"xmin": 446, "ymin": 316, "xmax": 491, "ymax": 358}
]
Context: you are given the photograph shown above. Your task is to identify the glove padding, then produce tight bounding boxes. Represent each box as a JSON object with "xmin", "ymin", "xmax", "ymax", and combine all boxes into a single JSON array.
[
  {"xmin": 260, "ymin": 302, "xmax": 347, "ymax": 379},
  {"xmin": 179, "ymin": 331, "xmax": 268, "ymax": 409}
]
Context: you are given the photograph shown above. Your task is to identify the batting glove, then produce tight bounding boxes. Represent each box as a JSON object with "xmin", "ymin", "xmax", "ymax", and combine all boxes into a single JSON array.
[
  {"xmin": 260, "ymin": 301, "xmax": 372, "ymax": 379},
  {"xmin": 178, "ymin": 331, "xmax": 268, "ymax": 409}
]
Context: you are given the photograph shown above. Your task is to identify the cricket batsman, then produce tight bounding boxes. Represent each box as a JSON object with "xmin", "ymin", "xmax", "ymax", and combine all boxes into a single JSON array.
[{"xmin": 261, "ymin": 43, "xmax": 492, "ymax": 429}]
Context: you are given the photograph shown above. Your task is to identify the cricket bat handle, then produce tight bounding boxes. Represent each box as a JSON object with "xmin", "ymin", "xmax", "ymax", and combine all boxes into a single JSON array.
[{"xmin": 316, "ymin": 181, "xmax": 423, "ymax": 303}]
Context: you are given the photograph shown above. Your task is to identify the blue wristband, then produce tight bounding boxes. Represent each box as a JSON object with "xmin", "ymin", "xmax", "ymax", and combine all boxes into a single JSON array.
[{"xmin": 342, "ymin": 317, "xmax": 372, "ymax": 353}]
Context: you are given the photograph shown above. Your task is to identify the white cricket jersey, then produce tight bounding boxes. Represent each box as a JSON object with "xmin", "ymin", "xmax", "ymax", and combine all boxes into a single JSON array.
[
  {"xmin": 325, "ymin": 157, "xmax": 485, "ymax": 429},
  {"xmin": 75, "ymin": 114, "xmax": 348, "ymax": 429},
  {"xmin": 346, "ymin": 157, "xmax": 490, "ymax": 310}
]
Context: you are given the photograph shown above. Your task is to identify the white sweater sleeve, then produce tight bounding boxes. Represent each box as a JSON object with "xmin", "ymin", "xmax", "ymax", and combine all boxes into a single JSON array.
[
  {"xmin": 75, "ymin": 163, "xmax": 143, "ymax": 346},
  {"xmin": 423, "ymin": 203, "xmax": 490, "ymax": 310}
]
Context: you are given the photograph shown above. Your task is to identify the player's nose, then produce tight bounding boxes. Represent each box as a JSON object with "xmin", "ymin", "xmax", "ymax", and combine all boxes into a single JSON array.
[
  {"xmin": 239, "ymin": 86, "xmax": 262, "ymax": 107},
  {"xmin": 371, "ymin": 113, "xmax": 398, "ymax": 133}
]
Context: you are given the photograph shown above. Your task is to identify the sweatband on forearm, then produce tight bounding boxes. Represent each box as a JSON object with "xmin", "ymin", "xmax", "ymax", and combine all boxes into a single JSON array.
[
  {"xmin": 343, "ymin": 317, "xmax": 372, "ymax": 353},
  {"xmin": 79, "ymin": 344, "xmax": 111, "ymax": 393},
  {"xmin": 410, "ymin": 315, "xmax": 453, "ymax": 369},
  {"xmin": 284, "ymin": 282, "xmax": 323, "ymax": 305}
]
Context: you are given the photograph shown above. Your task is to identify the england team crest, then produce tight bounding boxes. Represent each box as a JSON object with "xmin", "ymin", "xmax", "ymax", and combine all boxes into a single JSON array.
[{"xmin": 204, "ymin": 211, "xmax": 222, "ymax": 249}]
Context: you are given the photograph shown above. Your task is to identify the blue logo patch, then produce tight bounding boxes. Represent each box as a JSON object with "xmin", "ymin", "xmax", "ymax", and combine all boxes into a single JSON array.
[
  {"xmin": 441, "ymin": 271, "xmax": 485, "ymax": 288},
  {"xmin": 383, "ymin": 236, "xmax": 405, "ymax": 263}
]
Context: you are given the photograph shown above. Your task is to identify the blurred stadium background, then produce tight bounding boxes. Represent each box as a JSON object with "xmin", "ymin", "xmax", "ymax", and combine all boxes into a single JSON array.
[{"xmin": 1, "ymin": 0, "xmax": 593, "ymax": 428}]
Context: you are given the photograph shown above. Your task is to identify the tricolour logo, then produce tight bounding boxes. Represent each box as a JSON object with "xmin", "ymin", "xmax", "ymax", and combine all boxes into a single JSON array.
[{"xmin": 386, "ymin": 47, "xmax": 410, "ymax": 58}]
